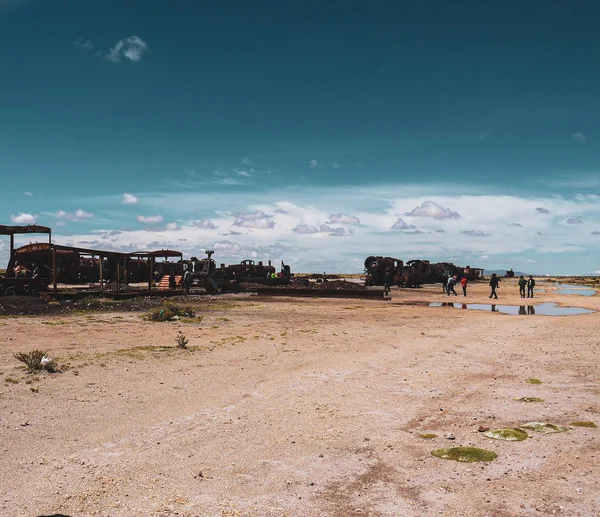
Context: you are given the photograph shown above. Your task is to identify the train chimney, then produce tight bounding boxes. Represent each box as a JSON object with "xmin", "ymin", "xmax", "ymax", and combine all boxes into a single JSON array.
[
  {"xmin": 268, "ymin": 260, "xmax": 272, "ymax": 266},
  {"xmin": 258, "ymin": 261, "xmax": 263, "ymax": 266}
]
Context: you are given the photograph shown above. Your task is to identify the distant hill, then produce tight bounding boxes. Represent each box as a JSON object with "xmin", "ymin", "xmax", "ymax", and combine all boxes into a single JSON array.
[{"xmin": 484, "ymin": 269, "xmax": 528, "ymax": 277}]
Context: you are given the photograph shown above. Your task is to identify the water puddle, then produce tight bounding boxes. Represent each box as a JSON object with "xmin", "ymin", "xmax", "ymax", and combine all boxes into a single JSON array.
[
  {"xmin": 429, "ymin": 302, "xmax": 595, "ymax": 316},
  {"xmin": 557, "ymin": 289, "xmax": 596, "ymax": 296}
]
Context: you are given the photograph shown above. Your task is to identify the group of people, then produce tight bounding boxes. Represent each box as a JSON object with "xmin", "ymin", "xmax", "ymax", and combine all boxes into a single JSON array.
[
  {"xmin": 489, "ymin": 273, "xmax": 536, "ymax": 299},
  {"xmin": 442, "ymin": 272, "xmax": 537, "ymax": 300},
  {"xmin": 444, "ymin": 275, "xmax": 468, "ymax": 296}
]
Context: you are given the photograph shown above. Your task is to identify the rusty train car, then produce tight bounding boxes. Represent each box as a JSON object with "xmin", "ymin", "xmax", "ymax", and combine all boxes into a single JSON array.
[
  {"xmin": 213, "ymin": 259, "xmax": 291, "ymax": 285},
  {"xmin": 364, "ymin": 256, "xmax": 403, "ymax": 286}
]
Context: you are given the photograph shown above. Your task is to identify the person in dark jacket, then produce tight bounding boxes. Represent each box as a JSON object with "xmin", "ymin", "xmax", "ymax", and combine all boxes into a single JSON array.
[
  {"xmin": 169, "ymin": 271, "xmax": 176, "ymax": 291},
  {"xmin": 489, "ymin": 273, "xmax": 500, "ymax": 299},
  {"xmin": 518, "ymin": 275, "xmax": 527, "ymax": 298},
  {"xmin": 527, "ymin": 276, "xmax": 536, "ymax": 298}
]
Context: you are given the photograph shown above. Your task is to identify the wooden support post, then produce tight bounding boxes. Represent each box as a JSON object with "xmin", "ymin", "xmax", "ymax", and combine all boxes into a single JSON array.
[
  {"xmin": 116, "ymin": 261, "xmax": 120, "ymax": 297},
  {"xmin": 52, "ymin": 246, "xmax": 57, "ymax": 295},
  {"xmin": 148, "ymin": 256, "xmax": 153, "ymax": 291},
  {"xmin": 99, "ymin": 255, "xmax": 103, "ymax": 294}
]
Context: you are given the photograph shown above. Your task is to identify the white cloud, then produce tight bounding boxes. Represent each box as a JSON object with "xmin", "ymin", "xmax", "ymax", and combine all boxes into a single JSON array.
[
  {"xmin": 75, "ymin": 209, "xmax": 94, "ymax": 219},
  {"xmin": 293, "ymin": 224, "xmax": 319, "ymax": 234},
  {"xmin": 233, "ymin": 210, "xmax": 275, "ymax": 229},
  {"xmin": 319, "ymin": 224, "xmax": 353, "ymax": 237},
  {"xmin": 191, "ymin": 218, "xmax": 218, "ymax": 230},
  {"xmin": 76, "ymin": 38, "xmax": 93, "ymax": 50},
  {"xmin": 24, "ymin": 191, "xmax": 33, "ymax": 196},
  {"xmin": 476, "ymin": 132, "xmax": 490, "ymax": 141},
  {"xmin": 460, "ymin": 230, "xmax": 490, "ymax": 237},
  {"xmin": 480, "ymin": 255, "xmax": 489, "ymax": 260},
  {"xmin": 332, "ymin": 161, "xmax": 341, "ymax": 169},
  {"xmin": 405, "ymin": 201, "xmax": 460, "ymax": 220},
  {"xmin": 30, "ymin": 187, "xmax": 600, "ymax": 275},
  {"xmin": 572, "ymin": 132, "xmax": 590, "ymax": 142},
  {"xmin": 137, "ymin": 215, "xmax": 163, "ymax": 224},
  {"xmin": 292, "ymin": 224, "xmax": 352, "ymax": 237},
  {"xmin": 525, "ymin": 259, "xmax": 536, "ymax": 263},
  {"xmin": 328, "ymin": 213, "xmax": 360, "ymax": 225},
  {"xmin": 55, "ymin": 209, "xmax": 94, "ymax": 222},
  {"xmin": 10, "ymin": 212, "xmax": 37, "ymax": 224},
  {"xmin": 122, "ymin": 193, "xmax": 139, "ymax": 205},
  {"xmin": 309, "ymin": 160, "xmax": 319, "ymax": 168},
  {"xmin": 106, "ymin": 36, "xmax": 148, "ymax": 63},
  {"xmin": 391, "ymin": 218, "xmax": 416, "ymax": 230},
  {"xmin": 165, "ymin": 222, "xmax": 178, "ymax": 231}
]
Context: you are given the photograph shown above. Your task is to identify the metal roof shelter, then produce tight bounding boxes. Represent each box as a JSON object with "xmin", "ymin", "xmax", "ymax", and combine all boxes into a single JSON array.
[{"xmin": 2, "ymin": 224, "xmax": 183, "ymax": 296}]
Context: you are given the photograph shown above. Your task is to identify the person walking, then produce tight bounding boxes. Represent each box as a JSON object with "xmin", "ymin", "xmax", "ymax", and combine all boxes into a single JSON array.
[
  {"xmin": 489, "ymin": 273, "xmax": 500, "ymax": 299},
  {"xmin": 518, "ymin": 275, "xmax": 527, "ymax": 298},
  {"xmin": 183, "ymin": 269, "xmax": 193, "ymax": 295},
  {"xmin": 447, "ymin": 275, "xmax": 458, "ymax": 296},
  {"xmin": 460, "ymin": 276, "xmax": 468, "ymax": 296},
  {"xmin": 527, "ymin": 276, "xmax": 536, "ymax": 298},
  {"xmin": 441, "ymin": 273, "xmax": 448, "ymax": 294},
  {"xmin": 168, "ymin": 271, "xmax": 176, "ymax": 291}
]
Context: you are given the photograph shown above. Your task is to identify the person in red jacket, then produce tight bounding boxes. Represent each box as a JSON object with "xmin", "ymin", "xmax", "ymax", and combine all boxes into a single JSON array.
[{"xmin": 460, "ymin": 276, "xmax": 468, "ymax": 296}]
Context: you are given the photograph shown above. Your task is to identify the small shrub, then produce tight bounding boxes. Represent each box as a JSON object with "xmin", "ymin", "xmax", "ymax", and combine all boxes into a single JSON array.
[
  {"xmin": 144, "ymin": 303, "xmax": 196, "ymax": 322},
  {"xmin": 14, "ymin": 350, "xmax": 57, "ymax": 373},
  {"xmin": 176, "ymin": 331, "xmax": 189, "ymax": 349}
]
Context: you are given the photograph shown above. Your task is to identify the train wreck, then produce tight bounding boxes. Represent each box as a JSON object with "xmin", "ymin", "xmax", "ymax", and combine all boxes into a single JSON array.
[
  {"xmin": 1, "ymin": 224, "xmax": 483, "ymax": 300},
  {"xmin": 364, "ymin": 255, "xmax": 483, "ymax": 287}
]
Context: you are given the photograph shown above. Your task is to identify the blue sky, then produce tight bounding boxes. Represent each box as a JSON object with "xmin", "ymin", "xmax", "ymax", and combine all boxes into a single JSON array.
[{"xmin": 1, "ymin": 0, "xmax": 600, "ymax": 274}]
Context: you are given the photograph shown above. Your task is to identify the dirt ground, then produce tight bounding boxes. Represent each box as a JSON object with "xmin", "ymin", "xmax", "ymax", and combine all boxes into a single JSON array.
[{"xmin": 1, "ymin": 279, "xmax": 599, "ymax": 517}]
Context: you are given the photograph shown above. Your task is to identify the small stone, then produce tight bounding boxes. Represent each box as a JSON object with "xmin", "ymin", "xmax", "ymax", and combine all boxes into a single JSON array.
[{"xmin": 478, "ymin": 426, "xmax": 490, "ymax": 432}]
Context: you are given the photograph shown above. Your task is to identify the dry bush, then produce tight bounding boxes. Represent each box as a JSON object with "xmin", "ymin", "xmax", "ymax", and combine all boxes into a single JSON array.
[
  {"xmin": 14, "ymin": 350, "xmax": 57, "ymax": 373},
  {"xmin": 144, "ymin": 302, "xmax": 196, "ymax": 322}
]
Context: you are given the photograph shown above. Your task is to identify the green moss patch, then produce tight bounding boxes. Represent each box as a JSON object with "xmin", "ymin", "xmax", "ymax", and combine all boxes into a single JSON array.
[
  {"xmin": 514, "ymin": 397, "xmax": 544, "ymax": 403},
  {"xmin": 525, "ymin": 378, "xmax": 543, "ymax": 385},
  {"xmin": 419, "ymin": 433, "xmax": 438, "ymax": 439},
  {"xmin": 571, "ymin": 421, "xmax": 597, "ymax": 428},
  {"xmin": 520, "ymin": 422, "xmax": 568, "ymax": 434},
  {"xmin": 431, "ymin": 446, "xmax": 497, "ymax": 463},
  {"xmin": 483, "ymin": 428, "xmax": 528, "ymax": 441}
]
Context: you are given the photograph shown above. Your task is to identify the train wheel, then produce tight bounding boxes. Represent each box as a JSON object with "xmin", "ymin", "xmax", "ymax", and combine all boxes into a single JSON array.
[{"xmin": 3, "ymin": 286, "xmax": 16, "ymax": 296}]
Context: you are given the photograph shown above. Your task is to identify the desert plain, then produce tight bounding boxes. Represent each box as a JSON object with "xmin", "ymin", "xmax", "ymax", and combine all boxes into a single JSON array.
[{"xmin": 0, "ymin": 278, "xmax": 599, "ymax": 517}]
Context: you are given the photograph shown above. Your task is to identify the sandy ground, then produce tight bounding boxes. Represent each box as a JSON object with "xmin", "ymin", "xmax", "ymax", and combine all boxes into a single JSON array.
[{"xmin": 1, "ymin": 279, "xmax": 599, "ymax": 517}]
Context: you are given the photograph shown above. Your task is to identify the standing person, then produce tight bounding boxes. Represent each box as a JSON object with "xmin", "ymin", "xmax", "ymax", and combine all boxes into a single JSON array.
[
  {"xmin": 447, "ymin": 275, "xmax": 458, "ymax": 296},
  {"xmin": 489, "ymin": 273, "xmax": 500, "ymax": 299},
  {"xmin": 183, "ymin": 269, "xmax": 193, "ymax": 295},
  {"xmin": 383, "ymin": 269, "xmax": 392, "ymax": 289},
  {"xmin": 168, "ymin": 271, "xmax": 176, "ymax": 291},
  {"xmin": 441, "ymin": 273, "xmax": 448, "ymax": 294},
  {"xmin": 460, "ymin": 276, "xmax": 468, "ymax": 296},
  {"xmin": 527, "ymin": 276, "xmax": 536, "ymax": 298},
  {"xmin": 518, "ymin": 275, "xmax": 527, "ymax": 298},
  {"xmin": 13, "ymin": 261, "xmax": 22, "ymax": 277}
]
